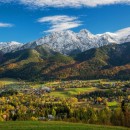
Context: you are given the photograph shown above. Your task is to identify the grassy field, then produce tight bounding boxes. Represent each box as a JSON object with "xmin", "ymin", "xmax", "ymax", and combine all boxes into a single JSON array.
[
  {"xmin": 0, "ymin": 78, "xmax": 19, "ymax": 85},
  {"xmin": 0, "ymin": 78, "xmax": 41, "ymax": 88},
  {"xmin": 0, "ymin": 121, "xmax": 129, "ymax": 130},
  {"xmin": 108, "ymin": 101, "xmax": 118, "ymax": 107},
  {"xmin": 50, "ymin": 87, "xmax": 97, "ymax": 97}
]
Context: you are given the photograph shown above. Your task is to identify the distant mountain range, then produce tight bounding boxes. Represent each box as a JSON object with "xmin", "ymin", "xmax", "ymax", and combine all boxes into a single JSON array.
[
  {"xmin": 0, "ymin": 41, "xmax": 130, "ymax": 81},
  {"xmin": 1, "ymin": 27, "xmax": 130, "ymax": 55}
]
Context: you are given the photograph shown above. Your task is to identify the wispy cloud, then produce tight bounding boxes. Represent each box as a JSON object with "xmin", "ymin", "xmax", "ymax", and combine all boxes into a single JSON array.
[
  {"xmin": 0, "ymin": 22, "xmax": 13, "ymax": 28},
  {"xmin": 1, "ymin": 0, "xmax": 130, "ymax": 8},
  {"xmin": 37, "ymin": 15, "xmax": 82, "ymax": 33},
  {"xmin": 0, "ymin": 0, "xmax": 12, "ymax": 3}
]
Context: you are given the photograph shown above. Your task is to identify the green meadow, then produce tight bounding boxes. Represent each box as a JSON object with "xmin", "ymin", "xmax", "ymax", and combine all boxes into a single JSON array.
[
  {"xmin": 50, "ymin": 87, "xmax": 97, "ymax": 97},
  {"xmin": 0, "ymin": 121, "xmax": 129, "ymax": 130}
]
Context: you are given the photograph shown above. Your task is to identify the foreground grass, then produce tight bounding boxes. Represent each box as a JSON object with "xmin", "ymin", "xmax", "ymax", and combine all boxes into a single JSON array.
[{"xmin": 0, "ymin": 121, "xmax": 129, "ymax": 130}]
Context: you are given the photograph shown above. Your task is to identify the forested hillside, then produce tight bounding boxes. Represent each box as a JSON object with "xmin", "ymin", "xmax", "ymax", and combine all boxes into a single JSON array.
[{"xmin": 0, "ymin": 42, "xmax": 130, "ymax": 81}]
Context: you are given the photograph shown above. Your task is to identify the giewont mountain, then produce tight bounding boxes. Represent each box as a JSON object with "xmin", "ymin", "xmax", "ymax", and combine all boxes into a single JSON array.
[{"xmin": 1, "ymin": 27, "xmax": 130, "ymax": 55}]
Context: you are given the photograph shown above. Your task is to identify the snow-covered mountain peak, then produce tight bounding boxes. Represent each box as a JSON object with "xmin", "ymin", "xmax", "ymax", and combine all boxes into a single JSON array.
[
  {"xmin": 79, "ymin": 29, "xmax": 91, "ymax": 34},
  {"xmin": 98, "ymin": 32, "xmax": 116, "ymax": 36},
  {"xmin": 0, "ymin": 41, "xmax": 21, "ymax": 45},
  {"xmin": 48, "ymin": 30, "xmax": 75, "ymax": 37},
  {"xmin": 115, "ymin": 27, "xmax": 130, "ymax": 37},
  {"xmin": 1, "ymin": 27, "xmax": 130, "ymax": 55},
  {"xmin": 0, "ymin": 41, "xmax": 23, "ymax": 54},
  {"xmin": 9, "ymin": 41, "xmax": 22, "ymax": 45},
  {"xmin": 77, "ymin": 29, "xmax": 95, "ymax": 39},
  {"xmin": 114, "ymin": 27, "xmax": 130, "ymax": 43}
]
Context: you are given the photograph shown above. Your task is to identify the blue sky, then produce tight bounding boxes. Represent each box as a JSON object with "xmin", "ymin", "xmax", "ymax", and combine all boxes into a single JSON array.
[{"xmin": 0, "ymin": 0, "xmax": 130, "ymax": 43}]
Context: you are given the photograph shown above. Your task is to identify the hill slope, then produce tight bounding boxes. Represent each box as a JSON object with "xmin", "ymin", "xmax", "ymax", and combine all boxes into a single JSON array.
[
  {"xmin": 0, "ymin": 45, "xmax": 74, "ymax": 81},
  {"xmin": 0, "ymin": 42, "xmax": 130, "ymax": 81}
]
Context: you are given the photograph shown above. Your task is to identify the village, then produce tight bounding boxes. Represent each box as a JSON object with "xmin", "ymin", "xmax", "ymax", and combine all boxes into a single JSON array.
[{"xmin": 0, "ymin": 79, "xmax": 130, "ymax": 108}]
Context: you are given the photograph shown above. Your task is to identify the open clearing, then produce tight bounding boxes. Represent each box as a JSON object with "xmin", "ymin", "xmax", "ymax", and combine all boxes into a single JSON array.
[{"xmin": 50, "ymin": 87, "xmax": 97, "ymax": 97}]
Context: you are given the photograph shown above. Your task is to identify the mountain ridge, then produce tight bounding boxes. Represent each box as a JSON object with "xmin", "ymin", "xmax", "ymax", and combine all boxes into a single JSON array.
[
  {"xmin": 1, "ymin": 42, "xmax": 130, "ymax": 81},
  {"xmin": 0, "ymin": 27, "xmax": 130, "ymax": 55}
]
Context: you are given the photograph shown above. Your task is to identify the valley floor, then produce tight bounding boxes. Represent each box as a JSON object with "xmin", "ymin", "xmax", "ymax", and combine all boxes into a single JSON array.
[{"xmin": 0, "ymin": 78, "xmax": 130, "ymax": 128}]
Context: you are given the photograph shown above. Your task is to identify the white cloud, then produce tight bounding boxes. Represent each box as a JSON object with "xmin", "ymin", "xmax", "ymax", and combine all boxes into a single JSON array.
[
  {"xmin": 0, "ymin": 22, "xmax": 13, "ymax": 28},
  {"xmin": 1, "ymin": 0, "xmax": 130, "ymax": 8},
  {"xmin": 37, "ymin": 15, "xmax": 82, "ymax": 33}
]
